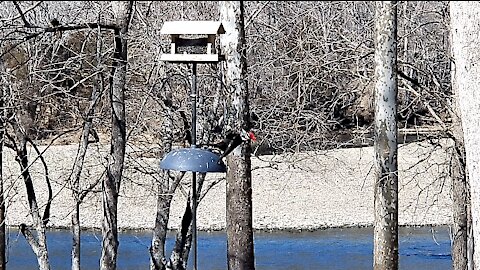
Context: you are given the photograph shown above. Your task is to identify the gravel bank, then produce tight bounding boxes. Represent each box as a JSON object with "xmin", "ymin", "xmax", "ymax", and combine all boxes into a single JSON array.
[{"xmin": 3, "ymin": 139, "xmax": 454, "ymax": 231}]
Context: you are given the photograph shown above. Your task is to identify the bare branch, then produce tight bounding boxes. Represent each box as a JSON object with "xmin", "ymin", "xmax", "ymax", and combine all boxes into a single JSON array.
[{"xmin": 12, "ymin": 1, "xmax": 33, "ymax": 27}]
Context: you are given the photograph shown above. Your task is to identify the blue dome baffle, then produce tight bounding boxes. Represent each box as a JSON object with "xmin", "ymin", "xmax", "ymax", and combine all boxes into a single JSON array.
[{"xmin": 159, "ymin": 148, "xmax": 226, "ymax": 173}]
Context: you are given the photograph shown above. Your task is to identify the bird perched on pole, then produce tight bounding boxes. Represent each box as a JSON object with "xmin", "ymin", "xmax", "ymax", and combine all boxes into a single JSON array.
[{"xmin": 207, "ymin": 129, "xmax": 256, "ymax": 163}]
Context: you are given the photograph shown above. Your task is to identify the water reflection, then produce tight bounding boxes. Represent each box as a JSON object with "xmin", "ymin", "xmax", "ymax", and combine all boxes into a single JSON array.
[{"xmin": 6, "ymin": 226, "xmax": 452, "ymax": 270}]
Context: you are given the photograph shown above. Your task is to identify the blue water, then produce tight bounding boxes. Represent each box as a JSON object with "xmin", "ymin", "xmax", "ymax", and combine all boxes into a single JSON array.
[{"xmin": 5, "ymin": 226, "xmax": 452, "ymax": 269}]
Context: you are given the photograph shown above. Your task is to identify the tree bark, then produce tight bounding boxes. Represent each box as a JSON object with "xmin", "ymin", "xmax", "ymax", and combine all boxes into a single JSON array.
[
  {"xmin": 450, "ymin": 2, "xmax": 480, "ymax": 268},
  {"xmin": 0, "ymin": 60, "xmax": 5, "ymax": 270},
  {"xmin": 100, "ymin": 2, "xmax": 133, "ymax": 270},
  {"xmin": 450, "ymin": 123, "xmax": 470, "ymax": 270},
  {"xmin": 16, "ymin": 138, "xmax": 51, "ymax": 270},
  {"xmin": 150, "ymin": 170, "xmax": 173, "ymax": 270},
  {"xmin": 373, "ymin": 2, "xmax": 398, "ymax": 270},
  {"xmin": 449, "ymin": 9, "xmax": 471, "ymax": 267},
  {"xmin": 0, "ymin": 30, "xmax": 51, "ymax": 270},
  {"xmin": 220, "ymin": 1, "xmax": 255, "ymax": 270},
  {"xmin": 0, "ymin": 127, "xmax": 4, "ymax": 270},
  {"xmin": 150, "ymin": 184, "xmax": 171, "ymax": 270},
  {"xmin": 150, "ymin": 97, "xmax": 179, "ymax": 270},
  {"xmin": 70, "ymin": 30, "xmax": 105, "ymax": 270}
]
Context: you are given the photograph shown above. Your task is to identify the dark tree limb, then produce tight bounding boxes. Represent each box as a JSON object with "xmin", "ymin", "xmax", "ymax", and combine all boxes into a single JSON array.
[
  {"xmin": 169, "ymin": 197, "xmax": 192, "ymax": 270},
  {"xmin": 12, "ymin": 1, "xmax": 32, "ymax": 27},
  {"xmin": 27, "ymin": 138, "xmax": 52, "ymax": 226}
]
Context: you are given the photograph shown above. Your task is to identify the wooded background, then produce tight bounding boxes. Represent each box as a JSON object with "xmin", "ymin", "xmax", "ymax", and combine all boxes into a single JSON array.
[
  {"xmin": 0, "ymin": 1, "xmax": 451, "ymax": 154},
  {"xmin": 0, "ymin": 2, "xmax": 456, "ymax": 270}
]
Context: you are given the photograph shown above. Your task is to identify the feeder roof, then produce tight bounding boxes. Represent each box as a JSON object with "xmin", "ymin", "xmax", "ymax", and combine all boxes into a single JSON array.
[{"xmin": 160, "ymin": 21, "xmax": 225, "ymax": 35}]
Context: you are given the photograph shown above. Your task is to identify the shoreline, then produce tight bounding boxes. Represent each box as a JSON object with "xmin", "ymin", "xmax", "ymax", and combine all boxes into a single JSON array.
[
  {"xmin": 3, "ymin": 139, "xmax": 454, "ymax": 231},
  {"xmin": 11, "ymin": 223, "xmax": 451, "ymax": 235}
]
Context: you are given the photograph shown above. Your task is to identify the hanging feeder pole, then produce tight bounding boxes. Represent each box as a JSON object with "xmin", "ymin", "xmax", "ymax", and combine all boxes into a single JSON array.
[
  {"xmin": 190, "ymin": 62, "xmax": 198, "ymax": 270},
  {"xmin": 158, "ymin": 21, "xmax": 226, "ymax": 270}
]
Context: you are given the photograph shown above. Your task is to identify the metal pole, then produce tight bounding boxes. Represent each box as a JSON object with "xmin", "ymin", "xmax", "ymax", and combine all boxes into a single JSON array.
[{"xmin": 190, "ymin": 62, "xmax": 198, "ymax": 270}]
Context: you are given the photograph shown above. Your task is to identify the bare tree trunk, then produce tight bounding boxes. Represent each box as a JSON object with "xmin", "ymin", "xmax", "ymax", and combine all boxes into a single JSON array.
[
  {"xmin": 169, "ymin": 197, "xmax": 193, "ymax": 270},
  {"xmin": 71, "ymin": 201, "xmax": 81, "ymax": 270},
  {"xmin": 0, "ymin": 37, "xmax": 51, "ymax": 270},
  {"xmin": 0, "ymin": 126, "xmax": 4, "ymax": 270},
  {"xmin": 150, "ymin": 63, "xmax": 220, "ymax": 270},
  {"xmin": 150, "ymin": 80, "xmax": 174, "ymax": 270},
  {"xmin": 70, "ymin": 25, "xmax": 105, "ymax": 270},
  {"xmin": 162, "ymin": 172, "xmax": 206, "ymax": 270},
  {"xmin": 449, "ymin": 15, "xmax": 471, "ymax": 267},
  {"xmin": 150, "ymin": 164, "xmax": 173, "ymax": 270},
  {"xmin": 150, "ymin": 178, "xmax": 172, "ymax": 270},
  {"xmin": 100, "ymin": 2, "xmax": 133, "ymax": 270},
  {"xmin": 150, "ymin": 93, "xmax": 183, "ymax": 270},
  {"xmin": 15, "ymin": 136, "xmax": 51, "ymax": 270},
  {"xmin": 3, "ymin": 90, "xmax": 53, "ymax": 270},
  {"xmin": 220, "ymin": 1, "xmax": 255, "ymax": 270},
  {"xmin": 0, "ymin": 61, "xmax": 5, "ymax": 270},
  {"xmin": 450, "ymin": 2, "xmax": 480, "ymax": 268},
  {"xmin": 450, "ymin": 126, "xmax": 470, "ymax": 270},
  {"xmin": 373, "ymin": 2, "xmax": 398, "ymax": 270}
]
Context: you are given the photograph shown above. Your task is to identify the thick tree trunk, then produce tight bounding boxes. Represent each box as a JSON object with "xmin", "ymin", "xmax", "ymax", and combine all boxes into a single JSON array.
[
  {"xmin": 449, "ymin": 18, "xmax": 471, "ymax": 268},
  {"xmin": 450, "ymin": 132, "xmax": 470, "ymax": 270},
  {"xmin": 220, "ymin": 1, "xmax": 255, "ymax": 270},
  {"xmin": 450, "ymin": 2, "xmax": 480, "ymax": 268},
  {"xmin": 373, "ymin": 2, "xmax": 398, "ymax": 270},
  {"xmin": 0, "ymin": 128, "xmax": 4, "ymax": 270},
  {"xmin": 0, "ymin": 64, "xmax": 5, "ymax": 270},
  {"xmin": 100, "ymin": 2, "xmax": 132, "ymax": 270}
]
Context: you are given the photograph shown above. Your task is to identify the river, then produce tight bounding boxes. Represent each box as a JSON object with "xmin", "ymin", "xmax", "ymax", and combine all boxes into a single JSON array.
[{"xmin": 6, "ymin": 226, "xmax": 452, "ymax": 269}]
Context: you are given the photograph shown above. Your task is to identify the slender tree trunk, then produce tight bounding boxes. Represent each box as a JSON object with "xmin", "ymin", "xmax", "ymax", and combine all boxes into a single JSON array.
[
  {"xmin": 71, "ymin": 201, "xmax": 81, "ymax": 270},
  {"xmin": 150, "ymin": 98, "xmax": 176, "ymax": 270},
  {"xmin": 16, "ymin": 138, "xmax": 50, "ymax": 270},
  {"xmin": 2, "ymin": 46, "xmax": 51, "ymax": 270},
  {"xmin": 450, "ymin": 2, "xmax": 480, "ymax": 268},
  {"xmin": 100, "ymin": 2, "xmax": 133, "ymax": 270},
  {"xmin": 150, "ymin": 182, "xmax": 172, "ymax": 270},
  {"xmin": 70, "ymin": 24, "xmax": 105, "ymax": 270},
  {"xmin": 220, "ymin": 1, "xmax": 255, "ymax": 270},
  {"xmin": 169, "ymin": 197, "xmax": 193, "ymax": 270},
  {"xmin": 373, "ymin": 2, "xmax": 398, "ymax": 270}
]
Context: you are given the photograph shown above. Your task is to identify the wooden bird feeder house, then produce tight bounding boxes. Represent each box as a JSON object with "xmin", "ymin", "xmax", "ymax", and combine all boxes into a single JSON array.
[{"xmin": 160, "ymin": 20, "xmax": 226, "ymax": 63}]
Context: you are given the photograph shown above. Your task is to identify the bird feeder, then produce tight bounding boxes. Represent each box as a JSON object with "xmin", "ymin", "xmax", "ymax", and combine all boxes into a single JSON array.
[
  {"xmin": 160, "ymin": 20, "xmax": 225, "ymax": 63},
  {"xmin": 159, "ymin": 20, "xmax": 227, "ymax": 172},
  {"xmin": 158, "ymin": 20, "xmax": 226, "ymax": 270}
]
